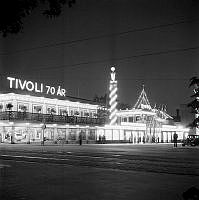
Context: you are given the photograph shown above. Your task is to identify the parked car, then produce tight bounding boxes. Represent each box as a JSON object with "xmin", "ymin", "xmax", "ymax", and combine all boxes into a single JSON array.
[{"xmin": 182, "ymin": 135, "xmax": 199, "ymax": 146}]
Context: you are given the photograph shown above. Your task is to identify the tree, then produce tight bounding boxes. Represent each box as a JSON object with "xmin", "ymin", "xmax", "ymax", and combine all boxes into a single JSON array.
[
  {"xmin": 187, "ymin": 77, "xmax": 199, "ymax": 129},
  {"xmin": 97, "ymin": 107, "xmax": 109, "ymax": 124},
  {"xmin": 93, "ymin": 94, "xmax": 108, "ymax": 105},
  {"xmin": 117, "ymin": 102, "xmax": 131, "ymax": 110},
  {"xmin": 0, "ymin": 0, "xmax": 76, "ymax": 37}
]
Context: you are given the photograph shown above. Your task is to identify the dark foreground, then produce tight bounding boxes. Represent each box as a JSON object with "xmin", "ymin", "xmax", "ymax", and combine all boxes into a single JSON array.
[{"xmin": 0, "ymin": 143, "xmax": 199, "ymax": 200}]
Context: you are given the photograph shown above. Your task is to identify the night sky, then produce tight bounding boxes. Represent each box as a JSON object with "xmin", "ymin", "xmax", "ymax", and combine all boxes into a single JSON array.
[{"xmin": 0, "ymin": 0, "xmax": 199, "ymax": 114}]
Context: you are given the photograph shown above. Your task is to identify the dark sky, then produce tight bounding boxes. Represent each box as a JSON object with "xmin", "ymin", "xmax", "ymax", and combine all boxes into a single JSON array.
[{"xmin": 0, "ymin": 0, "xmax": 199, "ymax": 114}]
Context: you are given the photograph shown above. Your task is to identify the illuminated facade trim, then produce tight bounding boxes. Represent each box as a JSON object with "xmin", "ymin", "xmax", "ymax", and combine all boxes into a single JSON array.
[
  {"xmin": 0, "ymin": 80, "xmax": 190, "ymax": 144},
  {"xmin": 0, "ymin": 93, "xmax": 99, "ymax": 117}
]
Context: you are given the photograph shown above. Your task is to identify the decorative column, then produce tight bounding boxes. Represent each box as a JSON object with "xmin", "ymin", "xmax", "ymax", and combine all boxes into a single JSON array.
[
  {"xmin": 109, "ymin": 67, "xmax": 118, "ymax": 125},
  {"xmin": 196, "ymin": 97, "xmax": 199, "ymax": 135}
]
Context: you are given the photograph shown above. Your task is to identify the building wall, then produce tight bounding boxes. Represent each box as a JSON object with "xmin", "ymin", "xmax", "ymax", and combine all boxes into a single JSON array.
[
  {"xmin": 0, "ymin": 121, "xmax": 189, "ymax": 144},
  {"xmin": 0, "ymin": 93, "xmax": 98, "ymax": 118},
  {"xmin": 0, "ymin": 122, "xmax": 97, "ymax": 144}
]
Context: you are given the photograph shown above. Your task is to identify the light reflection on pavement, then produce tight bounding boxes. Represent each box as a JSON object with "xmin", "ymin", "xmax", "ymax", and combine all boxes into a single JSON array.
[{"xmin": 0, "ymin": 144, "xmax": 199, "ymax": 200}]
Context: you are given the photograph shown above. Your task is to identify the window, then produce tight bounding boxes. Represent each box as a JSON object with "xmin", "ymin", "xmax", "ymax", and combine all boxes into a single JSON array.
[
  {"xmin": 33, "ymin": 105, "xmax": 42, "ymax": 113},
  {"xmin": 69, "ymin": 107, "xmax": 77, "ymax": 116},
  {"xmin": 70, "ymin": 110, "xmax": 74, "ymax": 116},
  {"xmin": 18, "ymin": 104, "xmax": 28, "ymax": 112},
  {"xmin": 88, "ymin": 129, "xmax": 96, "ymax": 140},
  {"xmin": 68, "ymin": 129, "xmax": 77, "ymax": 140},
  {"xmin": 47, "ymin": 107, "xmax": 56, "ymax": 114},
  {"xmin": 122, "ymin": 117, "xmax": 127, "ymax": 122},
  {"xmin": 84, "ymin": 112, "xmax": 89, "ymax": 117},
  {"xmin": 59, "ymin": 108, "xmax": 68, "ymax": 116},
  {"xmin": 136, "ymin": 116, "xmax": 141, "ymax": 121},
  {"xmin": 74, "ymin": 110, "xmax": 80, "ymax": 116},
  {"xmin": 129, "ymin": 117, "xmax": 134, "ymax": 122},
  {"xmin": 93, "ymin": 112, "xmax": 97, "ymax": 118}
]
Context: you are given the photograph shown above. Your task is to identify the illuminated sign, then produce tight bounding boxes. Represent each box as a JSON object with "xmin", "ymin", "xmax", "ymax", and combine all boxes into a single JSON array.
[{"xmin": 7, "ymin": 77, "xmax": 66, "ymax": 97}]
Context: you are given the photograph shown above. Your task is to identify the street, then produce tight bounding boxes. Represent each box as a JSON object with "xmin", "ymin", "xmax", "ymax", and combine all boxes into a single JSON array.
[{"xmin": 0, "ymin": 143, "xmax": 199, "ymax": 200}]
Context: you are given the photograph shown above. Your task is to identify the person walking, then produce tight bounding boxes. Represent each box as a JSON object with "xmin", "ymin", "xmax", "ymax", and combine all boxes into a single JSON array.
[
  {"xmin": 173, "ymin": 133, "xmax": 178, "ymax": 147},
  {"xmin": 79, "ymin": 133, "xmax": 82, "ymax": 145},
  {"xmin": 102, "ymin": 135, "xmax": 106, "ymax": 144},
  {"xmin": 98, "ymin": 135, "xmax": 102, "ymax": 144}
]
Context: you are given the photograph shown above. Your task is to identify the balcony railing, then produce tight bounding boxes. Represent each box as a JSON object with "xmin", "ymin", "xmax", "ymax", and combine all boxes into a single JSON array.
[{"xmin": 0, "ymin": 111, "xmax": 105, "ymax": 126}]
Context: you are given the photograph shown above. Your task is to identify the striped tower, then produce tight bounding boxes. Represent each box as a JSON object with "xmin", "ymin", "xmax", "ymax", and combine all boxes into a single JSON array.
[
  {"xmin": 109, "ymin": 67, "xmax": 118, "ymax": 125},
  {"xmin": 196, "ymin": 97, "xmax": 199, "ymax": 135}
]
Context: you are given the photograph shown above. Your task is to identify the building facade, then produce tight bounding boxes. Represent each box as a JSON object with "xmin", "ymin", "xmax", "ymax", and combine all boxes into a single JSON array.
[
  {"xmin": 0, "ymin": 71, "xmax": 190, "ymax": 144},
  {"xmin": 96, "ymin": 87, "xmax": 189, "ymax": 143},
  {"xmin": 0, "ymin": 93, "xmax": 104, "ymax": 144}
]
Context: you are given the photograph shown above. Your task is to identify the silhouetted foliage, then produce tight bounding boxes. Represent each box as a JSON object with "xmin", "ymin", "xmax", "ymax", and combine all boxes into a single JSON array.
[
  {"xmin": 0, "ymin": 0, "xmax": 76, "ymax": 36},
  {"xmin": 182, "ymin": 186, "xmax": 199, "ymax": 200},
  {"xmin": 117, "ymin": 102, "xmax": 131, "ymax": 110},
  {"xmin": 93, "ymin": 94, "xmax": 131, "ymax": 123},
  {"xmin": 97, "ymin": 107, "xmax": 109, "ymax": 123},
  {"xmin": 6, "ymin": 103, "xmax": 13, "ymax": 110},
  {"xmin": 187, "ymin": 99, "xmax": 199, "ymax": 110},
  {"xmin": 189, "ymin": 76, "xmax": 199, "ymax": 88},
  {"xmin": 93, "ymin": 94, "xmax": 108, "ymax": 106},
  {"xmin": 187, "ymin": 77, "xmax": 199, "ymax": 128}
]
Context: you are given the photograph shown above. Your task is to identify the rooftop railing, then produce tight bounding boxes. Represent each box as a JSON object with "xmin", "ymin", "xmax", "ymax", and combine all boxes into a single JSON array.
[{"xmin": 0, "ymin": 111, "xmax": 105, "ymax": 126}]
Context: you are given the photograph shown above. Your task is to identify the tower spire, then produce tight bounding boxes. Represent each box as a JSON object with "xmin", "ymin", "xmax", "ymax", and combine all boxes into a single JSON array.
[
  {"xmin": 134, "ymin": 85, "xmax": 151, "ymax": 110},
  {"xmin": 109, "ymin": 67, "xmax": 118, "ymax": 125}
]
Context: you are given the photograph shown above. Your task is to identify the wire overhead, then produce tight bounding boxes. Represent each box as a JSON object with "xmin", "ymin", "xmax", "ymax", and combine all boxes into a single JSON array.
[{"xmin": 0, "ymin": 18, "xmax": 198, "ymax": 56}]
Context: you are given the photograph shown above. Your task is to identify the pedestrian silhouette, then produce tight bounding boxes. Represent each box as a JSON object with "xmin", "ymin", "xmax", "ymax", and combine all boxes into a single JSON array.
[
  {"xmin": 102, "ymin": 135, "xmax": 106, "ymax": 144},
  {"xmin": 79, "ymin": 133, "xmax": 82, "ymax": 145},
  {"xmin": 173, "ymin": 133, "xmax": 178, "ymax": 147},
  {"xmin": 99, "ymin": 135, "xmax": 102, "ymax": 144}
]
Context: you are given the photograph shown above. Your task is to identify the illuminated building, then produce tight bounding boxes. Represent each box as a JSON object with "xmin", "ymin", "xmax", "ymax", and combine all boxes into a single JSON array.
[
  {"xmin": 95, "ymin": 87, "xmax": 190, "ymax": 143},
  {"xmin": 0, "ymin": 76, "xmax": 108, "ymax": 144},
  {"xmin": 96, "ymin": 68, "xmax": 190, "ymax": 143},
  {"xmin": 0, "ymin": 72, "xmax": 190, "ymax": 144}
]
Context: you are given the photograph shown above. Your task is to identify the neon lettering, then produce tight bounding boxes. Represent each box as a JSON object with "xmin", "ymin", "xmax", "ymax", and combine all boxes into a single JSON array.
[
  {"xmin": 7, "ymin": 77, "xmax": 66, "ymax": 96},
  {"xmin": 7, "ymin": 77, "xmax": 15, "ymax": 88}
]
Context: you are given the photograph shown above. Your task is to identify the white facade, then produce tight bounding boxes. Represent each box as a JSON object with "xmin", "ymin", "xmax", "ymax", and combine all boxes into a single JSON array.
[
  {"xmin": 0, "ymin": 90, "xmax": 190, "ymax": 144},
  {"xmin": 0, "ymin": 93, "xmax": 98, "ymax": 117}
]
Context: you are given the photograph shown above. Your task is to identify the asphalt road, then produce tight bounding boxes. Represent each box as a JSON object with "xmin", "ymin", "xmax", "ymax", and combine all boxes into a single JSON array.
[{"xmin": 0, "ymin": 143, "xmax": 199, "ymax": 200}]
